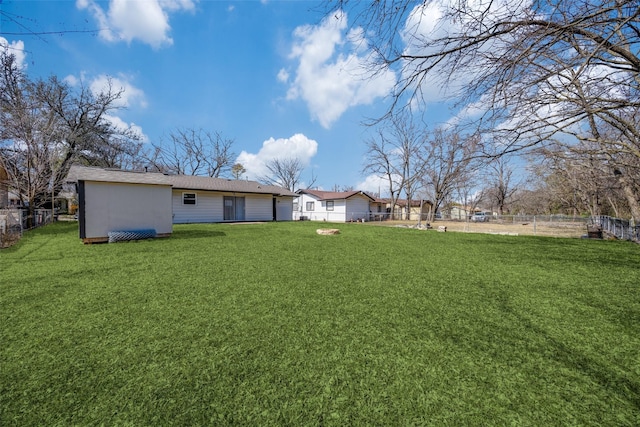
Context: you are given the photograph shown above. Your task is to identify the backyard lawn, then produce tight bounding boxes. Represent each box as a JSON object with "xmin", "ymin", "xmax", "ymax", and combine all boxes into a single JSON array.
[{"xmin": 1, "ymin": 221, "xmax": 639, "ymax": 425}]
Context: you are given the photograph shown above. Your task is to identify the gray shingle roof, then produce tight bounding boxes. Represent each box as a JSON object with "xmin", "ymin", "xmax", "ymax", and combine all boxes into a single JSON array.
[
  {"xmin": 296, "ymin": 188, "xmax": 376, "ymax": 201},
  {"xmin": 67, "ymin": 165, "xmax": 169, "ymax": 186},
  {"xmin": 67, "ymin": 165, "xmax": 297, "ymax": 197}
]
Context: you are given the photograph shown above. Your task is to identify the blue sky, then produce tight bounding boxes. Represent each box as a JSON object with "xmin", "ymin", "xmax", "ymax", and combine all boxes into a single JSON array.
[{"xmin": 1, "ymin": 0, "xmax": 456, "ymax": 194}]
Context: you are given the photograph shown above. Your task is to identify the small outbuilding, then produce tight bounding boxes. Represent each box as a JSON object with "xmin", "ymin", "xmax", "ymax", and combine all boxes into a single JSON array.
[
  {"xmin": 67, "ymin": 165, "xmax": 297, "ymax": 243},
  {"xmin": 68, "ymin": 166, "xmax": 173, "ymax": 243}
]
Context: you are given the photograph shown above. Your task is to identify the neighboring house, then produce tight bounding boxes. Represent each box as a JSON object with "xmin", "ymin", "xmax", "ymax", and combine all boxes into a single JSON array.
[
  {"xmin": 56, "ymin": 185, "xmax": 77, "ymax": 214},
  {"xmin": 7, "ymin": 190, "xmax": 25, "ymax": 207},
  {"xmin": 67, "ymin": 165, "xmax": 296, "ymax": 243},
  {"xmin": 381, "ymin": 198, "xmax": 433, "ymax": 221},
  {"xmin": 294, "ymin": 189, "xmax": 375, "ymax": 222},
  {"xmin": 368, "ymin": 196, "xmax": 387, "ymax": 221},
  {"xmin": 450, "ymin": 205, "xmax": 474, "ymax": 220}
]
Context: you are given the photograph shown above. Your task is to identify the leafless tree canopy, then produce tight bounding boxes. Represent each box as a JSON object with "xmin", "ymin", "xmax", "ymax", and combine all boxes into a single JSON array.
[
  {"xmin": 486, "ymin": 156, "xmax": 520, "ymax": 215},
  {"xmin": 363, "ymin": 111, "xmax": 483, "ymax": 220},
  {"xmin": 260, "ymin": 157, "xmax": 313, "ymax": 192},
  {"xmin": 147, "ymin": 128, "xmax": 235, "ymax": 177},
  {"xmin": 0, "ymin": 49, "xmax": 142, "ymax": 222},
  {"xmin": 363, "ymin": 112, "xmax": 429, "ymax": 219},
  {"xmin": 334, "ymin": 0, "xmax": 640, "ymax": 220},
  {"xmin": 420, "ymin": 128, "xmax": 480, "ymax": 219}
]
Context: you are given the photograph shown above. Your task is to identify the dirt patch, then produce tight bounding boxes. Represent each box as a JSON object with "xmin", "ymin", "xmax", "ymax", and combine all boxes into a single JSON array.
[{"xmin": 368, "ymin": 219, "xmax": 587, "ymax": 238}]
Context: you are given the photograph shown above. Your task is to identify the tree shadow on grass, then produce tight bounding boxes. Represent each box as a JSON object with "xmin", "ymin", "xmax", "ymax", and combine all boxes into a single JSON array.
[
  {"xmin": 21, "ymin": 222, "xmax": 77, "ymax": 236},
  {"xmin": 487, "ymin": 287, "xmax": 640, "ymax": 413}
]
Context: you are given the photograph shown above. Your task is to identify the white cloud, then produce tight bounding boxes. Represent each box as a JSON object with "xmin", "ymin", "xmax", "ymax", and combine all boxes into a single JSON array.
[
  {"xmin": 0, "ymin": 37, "xmax": 27, "ymax": 69},
  {"xmin": 355, "ymin": 174, "xmax": 390, "ymax": 196},
  {"xmin": 236, "ymin": 133, "xmax": 318, "ymax": 180},
  {"xmin": 63, "ymin": 74, "xmax": 80, "ymax": 87},
  {"xmin": 89, "ymin": 74, "xmax": 148, "ymax": 109},
  {"xmin": 77, "ymin": 0, "xmax": 196, "ymax": 48},
  {"xmin": 277, "ymin": 68, "xmax": 289, "ymax": 83},
  {"xmin": 160, "ymin": 0, "xmax": 196, "ymax": 11},
  {"xmin": 284, "ymin": 11, "xmax": 396, "ymax": 129},
  {"xmin": 104, "ymin": 114, "xmax": 149, "ymax": 143}
]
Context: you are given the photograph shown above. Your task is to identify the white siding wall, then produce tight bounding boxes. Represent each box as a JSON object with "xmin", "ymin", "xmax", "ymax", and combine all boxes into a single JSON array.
[
  {"xmin": 296, "ymin": 194, "xmax": 349, "ymax": 222},
  {"xmin": 172, "ymin": 190, "xmax": 282, "ymax": 223},
  {"xmin": 84, "ymin": 181, "xmax": 172, "ymax": 239},
  {"xmin": 172, "ymin": 191, "xmax": 223, "ymax": 223},
  {"xmin": 275, "ymin": 197, "xmax": 293, "ymax": 221},
  {"xmin": 245, "ymin": 194, "xmax": 273, "ymax": 221},
  {"xmin": 346, "ymin": 196, "xmax": 370, "ymax": 222},
  {"xmin": 324, "ymin": 199, "xmax": 347, "ymax": 222}
]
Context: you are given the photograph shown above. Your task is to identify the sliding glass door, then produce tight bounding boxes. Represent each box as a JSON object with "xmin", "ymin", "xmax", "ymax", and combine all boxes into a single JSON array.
[{"xmin": 224, "ymin": 196, "xmax": 245, "ymax": 221}]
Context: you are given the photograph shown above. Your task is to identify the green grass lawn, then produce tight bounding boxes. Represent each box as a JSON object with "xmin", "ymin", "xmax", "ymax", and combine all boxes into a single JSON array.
[{"xmin": 1, "ymin": 222, "xmax": 639, "ymax": 426}]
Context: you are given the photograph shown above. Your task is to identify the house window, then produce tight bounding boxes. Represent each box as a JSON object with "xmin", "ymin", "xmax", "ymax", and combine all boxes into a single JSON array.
[
  {"xmin": 293, "ymin": 202, "xmax": 298, "ymax": 211},
  {"xmin": 183, "ymin": 193, "xmax": 197, "ymax": 205},
  {"xmin": 306, "ymin": 201, "xmax": 315, "ymax": 211},
  {"xmin": 326, "ymin": 200, "xmax": 334, "ymax": 211}
]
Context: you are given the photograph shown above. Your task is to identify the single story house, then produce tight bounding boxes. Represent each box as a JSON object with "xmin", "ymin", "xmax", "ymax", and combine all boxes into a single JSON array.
[
  {"xmin": 449, "ymin": 205, "xmax": 495, "ymax": 220},
  {"xmin": 67, "ymin": 165, "xmax": 297, "ymax": 243},
  {"xmin": 381, "ymin": 198, "xmax": 433, "ymax": 221},
  {"xmin": 294, "ymin": 189, "xmax": 376, "ymax": 222}
]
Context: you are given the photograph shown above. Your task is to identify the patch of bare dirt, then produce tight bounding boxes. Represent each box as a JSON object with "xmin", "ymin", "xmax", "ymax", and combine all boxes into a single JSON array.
[{"xmin": 367, "ymin": 219, "xmax": 587, "ymax": 238}]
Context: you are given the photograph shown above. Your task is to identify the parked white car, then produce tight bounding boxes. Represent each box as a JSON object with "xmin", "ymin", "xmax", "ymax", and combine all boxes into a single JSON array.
[{"xmin": 471, "ymin": 212, "xmax": 489, "ymax": 222}]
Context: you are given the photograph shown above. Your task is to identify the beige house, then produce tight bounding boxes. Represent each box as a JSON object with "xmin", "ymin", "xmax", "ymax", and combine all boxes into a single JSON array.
[
  {"xmin": 381, "ymin": 198, "xmax": 433, "ymax": 220},
  {"xmin": 449, "ymin": 204, "xmax": 488, "ymax": 220}
]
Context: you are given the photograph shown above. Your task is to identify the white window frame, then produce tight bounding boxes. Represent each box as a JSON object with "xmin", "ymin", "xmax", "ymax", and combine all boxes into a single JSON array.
[
  {"xmin": 326, "ymin": 200, "xmax": 334, "ymax": 211},
  {"xmin": 306, "ymin": 201, "xmax": 315, "ymax": 211}
]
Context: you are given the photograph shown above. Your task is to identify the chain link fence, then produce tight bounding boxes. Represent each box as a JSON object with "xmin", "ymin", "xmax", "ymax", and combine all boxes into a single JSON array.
[
  {"xmin": 301, "ymin": 211, "xmax": 638, "ymax": 240},
  {"xmin": 0, "ymin": 209, "xmax": 54, "ymax": 248},
  {"xmin": 592, "ymin": 215, "xmax": 640, "ymax": 242}
]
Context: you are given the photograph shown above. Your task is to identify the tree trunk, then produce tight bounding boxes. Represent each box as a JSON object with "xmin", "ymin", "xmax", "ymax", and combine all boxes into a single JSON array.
[{"xmin": 618, "ymin": 175, "xmax": 640, "ymax": 222}]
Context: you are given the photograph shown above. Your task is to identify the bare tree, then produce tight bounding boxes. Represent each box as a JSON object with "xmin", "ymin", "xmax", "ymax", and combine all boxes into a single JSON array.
[
  {"xmin": 332, "ymin": 0, "xmax": 640, "ymax": 219},
  {"xmin": 332, "ymin": 184, "xmax": 356, "ymax": 192},
  {"xmin": 363, "ymin": 112, "xmax": 427, "ymax": 219},
  {"xmin": 455, "ymin": 173, "xmax": 484, "ymax": 219},
  {"xmin": 363, "ymin": 128, "xmax": 402, "ymax": 219},
  {"xmin": 260, "ymin": 157, "xmax": 314, "ymax": 192},
  {"xmin": 532, "ymin": 140, "xmax": 637, "ymax": 218},
  {"xmin": 486, "ymin": 156, "xmax": 520, "ymax": 215},
  {"xmin": 0, "ymin": 49, "xmax": 141, "ymax": 225},
  {"xmin": 148, "ymin": 128, "xmax": 235, "ymax": 177},
  {"xmin": 421, "ymin": 128, "xmax": 479, "ymax": 221}
]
